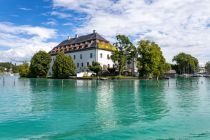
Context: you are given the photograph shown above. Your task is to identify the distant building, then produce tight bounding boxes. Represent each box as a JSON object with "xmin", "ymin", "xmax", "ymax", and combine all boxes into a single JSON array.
[
  {"xmin": 48, "ymin": 31, "xmax": 116, "ymax": 76},
  {"xmin": 198, "ymin": 67, "xmax": 206, "ymax": 74}
]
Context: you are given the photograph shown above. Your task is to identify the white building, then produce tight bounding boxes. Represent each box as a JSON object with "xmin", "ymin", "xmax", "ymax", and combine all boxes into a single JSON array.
[{"xmin": 48, "ymin": 31, "xmax": 116, "ymax": 76}]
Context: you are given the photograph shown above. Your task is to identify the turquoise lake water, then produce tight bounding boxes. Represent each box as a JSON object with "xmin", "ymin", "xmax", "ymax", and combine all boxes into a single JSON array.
[{"xmin": 0, "ymin": 76, "xmax": 210, "ymax": 139}]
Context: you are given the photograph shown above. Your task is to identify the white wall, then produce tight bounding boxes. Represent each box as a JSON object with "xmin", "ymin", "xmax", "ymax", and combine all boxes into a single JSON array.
[
  {"xmin": 97, "ymin": 49, "xmax": 114, "ymax": 69},
  {"xmin": 48, "ymin": 49, "xmax": 115, "ymax": 76},
  {"xmin": 68, "ymin": 49, "xmax": 96, "ymax": 72}
]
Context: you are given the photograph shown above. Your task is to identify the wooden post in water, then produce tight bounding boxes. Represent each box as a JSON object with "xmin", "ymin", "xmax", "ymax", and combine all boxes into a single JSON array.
[
  {"xmin": 168, "ymin": 79, "xmax": 169, "ymax": 87},
  {"xmin": 62, "ymin": 80, "xmax": 63, "ymax": 87},
  {"xmin": 146, "ymin": 80, "xmax": 147, "ymax": 88},
  {"xmin": 3, "ymin": 77, "xmax": 5, "ymax": 86}
]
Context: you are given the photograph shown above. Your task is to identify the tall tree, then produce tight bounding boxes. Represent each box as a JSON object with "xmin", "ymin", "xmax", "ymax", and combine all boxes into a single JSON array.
[
  {"xmin": 205, "ymin": 61, "xmax": 210, "ymax": 74},
  {"xmin": 88, "ymin": 61, "xmax": 102, "ymax": 77},
  {"xmin": 173, "ymin": 53, "xmax": 198, "ymax": 74},
  {"xmin": 111, "ymin": 35, "xmax": 136, "ymax": 76},
  {"xmin": 29, "ymin": 51, "xmax": 51, "ymax": 78},
  {"xmin": 137, "ymin": 40, "xmax": 168, "ymax": 79},
  {"xmin": 111, "ymin": 50, "xmax": 127, "ymax": 76},
  {"xmin": 52, "ymin": 52, "xmax": 76, "ymax": 79},
  {"xmin": 19, "ymin": 63, "xmax": 29, "ymax": 77}
]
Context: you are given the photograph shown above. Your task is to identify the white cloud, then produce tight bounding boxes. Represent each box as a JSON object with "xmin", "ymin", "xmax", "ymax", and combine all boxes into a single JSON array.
[
  {"xmin": 44, "ymin": 21, "xmax": 57, "ymax": 26},
  {"xmin": 0, "ymin": 22, "xmax": 56, "ymax": 40},
  {"xmin": 19, "ymin": 7, "xmax": 32, "ymax": 11},
  {"xmin": 42, "ymin": 18, "xmax": 57, "ymax": 26},
  {"xmin": 51, "ymin": 11, "xmax": 71, "ymax": 18},
  {"xmin": 0, "ymin": 22, "xmax": 58, "ymax": 62},
  {"xmin": 53, "ymin": 0, "xmax": 210, "ymax": 64},
  {"xmin": 63, "ymin": 22, "xmax": 73, "ymax": 26}
]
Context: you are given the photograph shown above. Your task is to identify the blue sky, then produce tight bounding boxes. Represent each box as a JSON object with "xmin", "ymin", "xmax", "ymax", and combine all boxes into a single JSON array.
[
  {"xmin": 0, "ymin": 0, "xmax": 84, "ymax": 41},
  {"xmin": 0, "ymin": 0, "xmax": 210, "ymax": 65}
]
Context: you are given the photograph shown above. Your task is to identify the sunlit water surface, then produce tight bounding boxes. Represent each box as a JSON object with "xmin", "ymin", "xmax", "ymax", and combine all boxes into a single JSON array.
[{"xmin": 0, "ymin": 76, "xmax": 210, "ymax": 139}]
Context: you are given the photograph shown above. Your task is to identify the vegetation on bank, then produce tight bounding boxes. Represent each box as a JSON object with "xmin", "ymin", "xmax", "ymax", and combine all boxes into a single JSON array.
[
  {"xmin": 110, "ymin": 35, "xmax": 169, "ymax": 79},
  {"xmin": 52, "ymin": 52, "xmax": 76, "ymax": 79},
  {"xmin": 137, "ymin": 40, "xmax": 170, "ymax": 79},
  {"xmin": 172, "ymin": 53, "xmax": 199, "ymax": 74},
  {"xmin": 18, "ymin": 63, "xmax": 29, "ymax": 77},
  {"xmin": 88, "ymin": 61, "xmax": 102, "ymax": 77},
  {"xmin": 29, "ymin": 51, "xmax": 51, "ymax": 78},
  {"xmin": 0, "ymin": 62, "xmax": 19, "ymax": 73},
  {"xmin": 111, "ymin": 35, "xmax": 136, "ymax": 76},
  {"xmin": 205, "ymin": 61, "xmax": 210, "ymax": 74}
]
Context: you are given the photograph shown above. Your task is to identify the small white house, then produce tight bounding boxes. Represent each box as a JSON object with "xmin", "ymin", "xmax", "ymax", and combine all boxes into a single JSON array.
[{"xmin": 48, "ymin": 31, "xmax": 116, "ymax": 76}]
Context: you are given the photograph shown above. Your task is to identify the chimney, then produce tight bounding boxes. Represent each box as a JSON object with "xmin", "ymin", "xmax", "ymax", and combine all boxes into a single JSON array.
[
  {"xmin": 93, "ymin": 30, "xmax": 96, "ymax": 33},
  {"xmin": 67, "ymin": 36, "xmax": 71, "ymax": 40},
  {"xmin": 75, "ymin": 34, "xmax": 78, "ymax": 38}
]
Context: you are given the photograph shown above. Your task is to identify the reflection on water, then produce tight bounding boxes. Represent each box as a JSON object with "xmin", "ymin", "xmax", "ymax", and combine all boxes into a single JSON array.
[
  {"xmin": 95, "ymin": 81, "xmax": 117, "ymax": 129},
  {"xmin": 175, "ymin": 78, "xmax": 200, "ymax": 113},
  {"xmin": 1, "ymin": 76, "xmax": 210, "ymax": 139}
]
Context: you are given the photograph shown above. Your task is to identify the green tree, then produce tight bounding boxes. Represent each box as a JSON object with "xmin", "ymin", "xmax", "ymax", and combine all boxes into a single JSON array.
[
  {"xmin": 52, "ymin": 52, "xmax": 76, "ymax": 79},
  {"xmin": 205, "ymin": 61, "xmax": 210, "ymax": 74},
  {"xmin": 111, "ymin": 35, "xmax": 136, "ymax": 76},
  {"xmin": 88, "ymin": 61, "xmax": 102, "ymax": 77},
  {"xmin": 137, "ymin": 40, "xmax": 168, "ymax": 79},
  {"xmin": 29, "ymin": 51, "xmax": 51, "ymax": 78},
  {"xmin": 173, "ymin": 52, "xmax": 198, "ymax": 74},
  {"xmin": 19, "ymin": 63, "xmax": 30, "ymax": 77},
  {"xmin": 111, "ymin": 50, "xmax": 127, "ymax": 76},
  {"xmin": 0, "ymin": 66, "xmax": 4, "ymax": 73},
  {"xmin": 0, "ymin": 62, "xmax": 18, "ymax": 72},
  {"xmin": 12, "ymin": 64, "xmax": 19, "ymax": 73}
]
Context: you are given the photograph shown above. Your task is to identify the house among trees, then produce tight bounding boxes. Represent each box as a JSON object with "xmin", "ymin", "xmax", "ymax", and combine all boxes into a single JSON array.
[{"xmin": 48, "ymin": 30, "xmax": 117, "ymax": 76}]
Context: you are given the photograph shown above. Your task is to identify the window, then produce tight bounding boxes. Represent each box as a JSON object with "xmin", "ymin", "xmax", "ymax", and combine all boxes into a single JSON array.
[
  {"xmin": 74, "ymin": 55, "xmax": 76, "ymax": 60},
  {"xmin": 90, "ymin": 53, "xmax": 93, "ymax": 58},
  {"xmin": 87, "ymin": 62, "xmax": 89, "ymax": 66},
  {"xmin": 107, "ymin": 54, "xmax": 110, "ymax": 59},
  {"xmin": 80, "ymin": 54, "xmax": 82, "ymax": 59},
  {"xmin": 100, "ymin": 53, "xmax": 103, "ymax": 58},
  {"xmin": 77, "ymin": 63, "xmax": 79, "ymax": 68},
  {"xmin": 81, "ymin": 63, "xmax": 83, "ymax": 67}
]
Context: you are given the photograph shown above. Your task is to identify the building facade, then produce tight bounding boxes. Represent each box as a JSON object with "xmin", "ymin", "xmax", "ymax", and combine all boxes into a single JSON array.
[{"xmin": 48, "ymin": 31, "xmax": 116, "ymax": 76}]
